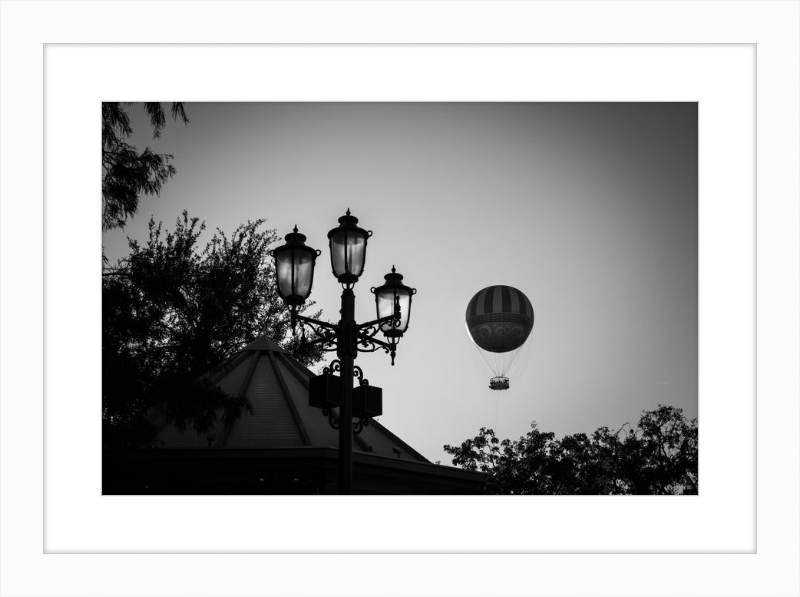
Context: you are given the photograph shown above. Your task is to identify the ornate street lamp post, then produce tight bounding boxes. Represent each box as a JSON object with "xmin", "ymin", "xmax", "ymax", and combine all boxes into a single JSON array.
[{"xmin": 272, "ymin": 209, "xmax": 416, "ymax": 494}]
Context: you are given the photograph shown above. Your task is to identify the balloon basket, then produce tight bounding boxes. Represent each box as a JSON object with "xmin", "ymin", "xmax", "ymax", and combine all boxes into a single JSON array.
[{"xmin": 489, "ymin": 377, "xmax": 509, "ymax": 391}]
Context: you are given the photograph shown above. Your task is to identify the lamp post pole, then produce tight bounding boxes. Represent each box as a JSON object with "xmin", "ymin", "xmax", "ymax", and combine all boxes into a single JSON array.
[
  {"xmin": 272, "ymin": 209, "xmax": 417, "ymax": 495},
  {"xmin": 337, "ymin": 288, "xmax": 356, "ymax": 495}
]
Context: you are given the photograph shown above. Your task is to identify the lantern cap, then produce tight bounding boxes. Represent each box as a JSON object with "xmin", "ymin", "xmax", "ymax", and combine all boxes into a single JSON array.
[
  {"xmin": 271, "ymin": 225, "xmax": 321, "ymax": 258},
  {"xmin": 327, "ymin": 209, "xmax": 372, "ymax": 240},
  {"xmin": 374, "ymin": 265, "xmax": 416, "ymax": 294},
  {"xmin": 386, "ymin": 264, "xmax": 403, "ymax": 280},
  {"xmin": 340, "ymin": 208, "xmax": 356, "ymax": 224},
  {"xmin": 283, "ymin": 225, "xmax": 307, "ymax": 245}
]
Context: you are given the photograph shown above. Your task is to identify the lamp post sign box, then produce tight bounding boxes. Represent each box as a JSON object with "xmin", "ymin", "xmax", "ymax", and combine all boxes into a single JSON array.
[
  {"xmin": 309, "ymin": 373, "xmax": 343, "ymax": 408},
  {"xmin": 310, "ymin": 373, "xmax": 382, "ymax": 419},
  {"xmin": 353, "ymin": 384, "xmax": 382, "ymax": 419}
]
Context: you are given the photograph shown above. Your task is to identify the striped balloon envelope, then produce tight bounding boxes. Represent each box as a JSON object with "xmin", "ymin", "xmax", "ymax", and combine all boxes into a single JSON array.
[
  {"xmin": 465, "ymin": 285, "xmax": 534, "ymax": 390},
  {"xmin": 466, "ymin": 285, "xmax": 534, "ymax": 352}
]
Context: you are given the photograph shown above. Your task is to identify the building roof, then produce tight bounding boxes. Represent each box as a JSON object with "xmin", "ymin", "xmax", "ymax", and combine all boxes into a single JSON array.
[{"xmin": 155, "ymin": 336, "xmax": 430, "ymax": 464}]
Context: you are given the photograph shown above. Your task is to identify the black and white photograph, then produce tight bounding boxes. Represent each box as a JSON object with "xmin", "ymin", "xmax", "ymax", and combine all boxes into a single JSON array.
[
  {"xmin": 101, "ymin": 102, "xmax": 698, "ymax": 495},
  {"xmin": 6, "ymin": 0, "xmax": 799, "ymax": 590}
]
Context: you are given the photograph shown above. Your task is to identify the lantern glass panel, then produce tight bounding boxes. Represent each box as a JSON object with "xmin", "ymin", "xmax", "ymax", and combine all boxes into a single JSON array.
[
  {"xmin": 276, "ymin": 247, "xmax": 314, "ymax": 303},
  {"xmin": 330, "ymin": 229, "xmax": 367, "ymax": 280},
  {"xmin": 377, "ymin": 286, "xmax": 412, "ymax": 335}
]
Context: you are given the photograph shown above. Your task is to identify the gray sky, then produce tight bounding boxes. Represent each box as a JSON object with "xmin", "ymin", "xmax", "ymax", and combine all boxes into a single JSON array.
[{"xmin": 103, "ymin": 102, "xmax": 698, "ymax": 464}]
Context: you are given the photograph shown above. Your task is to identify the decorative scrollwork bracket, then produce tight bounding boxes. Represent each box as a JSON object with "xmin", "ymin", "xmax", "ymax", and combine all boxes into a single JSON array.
[
  {"xmin": 291, "ymin": 313, "xmax": 339, "ymax": 352},
  {"xmin": 353, "ymin": 418, "xmax": 370, "ymax": 435},
  {"xmin": 321, "ymin": 406, "xmax": 340, "ymax": 430},
  {"xmin": 320, "ymin": 363, "xmax": 372, "ymax": 435}
]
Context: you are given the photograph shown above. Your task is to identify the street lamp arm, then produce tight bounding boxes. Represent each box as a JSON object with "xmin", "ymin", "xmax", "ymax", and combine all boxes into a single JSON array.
[
  {"xmin": 354, "ymin": 331, "xmax": 398, "ymax": 364},
  {"xmin": 289, "ymin": 312, "xmax": 339, "ymax": 350},
  {"xmin": 303, "ymin": 333, "xmax": 339, "ymax": 351},
  {"xmin": 291, "ymin": 312, "xmax": 339, "ymax": 332},
  {"xmin": 355, "ymin": 330, "xmax": 394, "ymax": 351},
  {"xmin": 356, "ymin": 312, "xmax": 399, "ymax": 333}
]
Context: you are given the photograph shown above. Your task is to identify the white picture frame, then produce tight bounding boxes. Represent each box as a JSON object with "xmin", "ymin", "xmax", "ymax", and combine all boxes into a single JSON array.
[{"xmin": 1, "ymin": 1, "xmax": 797, "ymax": 596}]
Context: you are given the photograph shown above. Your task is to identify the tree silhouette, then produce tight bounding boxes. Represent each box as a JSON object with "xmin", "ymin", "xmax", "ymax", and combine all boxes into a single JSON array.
[
  {"xmin": 103, "ymin": 211, "xmax": 326, "ymax": 448},
  {"xmin": 102, "ymin": 102, "xmax": 189, "ymax": 230},
  {"xmin": 444, "ymin": 405, "xmax": 698, "ymax": 495}
]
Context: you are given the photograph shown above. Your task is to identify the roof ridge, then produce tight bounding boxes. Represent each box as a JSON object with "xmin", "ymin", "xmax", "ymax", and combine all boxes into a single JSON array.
[
  {"xmin": 242, "ymin": 336, "xmax": 288, "ymax": 353},
  {"xmin": 366, "ymin": 418, "xmax": 430, "ymax": 463}
]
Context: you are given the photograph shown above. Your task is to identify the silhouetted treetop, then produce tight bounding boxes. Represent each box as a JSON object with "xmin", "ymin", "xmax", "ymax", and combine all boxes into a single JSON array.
[
  {"xmin": 103, "ymin": 211, "xmax": 326, "ymax": 448},
  {"xmin": 102, "ymin": 102, "xmax": 189, "ymax": 231},
  {"xmin": 444, "ymin": 405, "xmax": 698, "ymax": 495}
]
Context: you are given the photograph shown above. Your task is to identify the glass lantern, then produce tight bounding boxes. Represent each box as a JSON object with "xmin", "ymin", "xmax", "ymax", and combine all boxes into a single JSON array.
[
  {"xmin": 271, "ymin": 226, "xmax": 320, "ymax": 310},
  {"xmin": 327, "ymin": 209, "xmax": 371, "ymax": 286},
  {"xmin": 371, "ymin": 266, "xmax": 416, "ymax": 341}
]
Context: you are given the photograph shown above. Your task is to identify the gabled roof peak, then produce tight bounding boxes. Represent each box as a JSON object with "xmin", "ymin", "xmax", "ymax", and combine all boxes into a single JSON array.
[
  {"xmin": 242, "ymin": 336, "xmax": 288, "ymax": 353},
  {"xmin": 158, "ymin": 335, "xmax": 430, "ymax": 465}
]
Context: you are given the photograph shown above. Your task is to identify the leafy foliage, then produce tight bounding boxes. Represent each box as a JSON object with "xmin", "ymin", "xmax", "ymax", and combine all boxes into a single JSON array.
[
  {"xmin": 444, "ymin": 405, "xmax": 698, "ymax": 494},
  {"xmin": 103, "ymin": 211, "xmax": 326, "ymax": 448},
  {"xmin": 102, "ymin": 102, "xmax": 189, "ymax": 230}
]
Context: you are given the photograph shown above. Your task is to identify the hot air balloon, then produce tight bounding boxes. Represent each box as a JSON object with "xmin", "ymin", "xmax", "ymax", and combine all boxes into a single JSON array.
[{"xmin": 465, "ymin": 285, "xmax": 534, "ymax": 390}]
